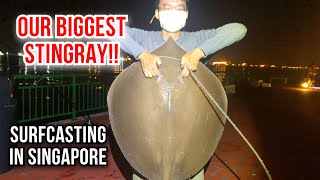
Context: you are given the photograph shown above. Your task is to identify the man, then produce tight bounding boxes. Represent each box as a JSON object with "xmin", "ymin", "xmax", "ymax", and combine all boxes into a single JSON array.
[
  {"xmin": 116, "ymin": 0, "xmax": 247, "ymax": 179},
  {"xmin": 118, "ymin": 0, "xmax": 246, "ymax": 79}
]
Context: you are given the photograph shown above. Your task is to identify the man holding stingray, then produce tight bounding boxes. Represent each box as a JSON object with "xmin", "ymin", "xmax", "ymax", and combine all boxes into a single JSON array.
[{"xmin": 115, "ymin": 0, "xmax": 247, "ymax": 179}]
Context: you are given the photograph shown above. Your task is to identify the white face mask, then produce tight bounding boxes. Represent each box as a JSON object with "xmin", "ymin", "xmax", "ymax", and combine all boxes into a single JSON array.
[{"xmin": 159, "ymin": 10, "xmax": 188, "ymax": 33}]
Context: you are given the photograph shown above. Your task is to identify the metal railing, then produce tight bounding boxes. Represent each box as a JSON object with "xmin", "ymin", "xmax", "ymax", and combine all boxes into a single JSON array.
[{"xmin": 14, "ymin": 73, "xmax": 108, "ymax": 123}]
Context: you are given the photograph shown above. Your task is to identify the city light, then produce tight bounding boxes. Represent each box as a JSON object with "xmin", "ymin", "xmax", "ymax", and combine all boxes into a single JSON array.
[
  {"xmin": 302, "ymin": 83, "xmax": 308, "ymax": 88},
  {"xmin": 212, "ymin": 61, "xmax": 228, "ymax": 65},
  {"xmin": 208, "ymin": 62, "xmax": 313, "ymax": 69}
]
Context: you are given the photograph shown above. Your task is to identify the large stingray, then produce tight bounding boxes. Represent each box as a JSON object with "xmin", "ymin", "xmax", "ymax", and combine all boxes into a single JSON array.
[{"xmin": 107, "ymin": 38, "xmax": 227, "ymax": 180}]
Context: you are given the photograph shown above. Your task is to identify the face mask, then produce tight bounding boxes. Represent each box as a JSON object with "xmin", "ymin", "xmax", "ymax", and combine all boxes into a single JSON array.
[{"xmin": 159, "ymin": 10, "xmax": 187, "ymax": 33}]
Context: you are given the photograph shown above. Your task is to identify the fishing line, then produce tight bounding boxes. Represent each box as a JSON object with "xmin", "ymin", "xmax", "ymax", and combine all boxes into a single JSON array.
[
  {"xmin": 158, "ymin": 55, "xmax": 272, "ymax": 180},
  {"xmin": 36, "ymin": 73, "xmax": 95, "ymax": 125},
  {"xmin": 213, "ymin": 152, "xmax": 240, "ymax": 180},
  {"xmin": 0, "ymin": 48, "xmax": 95, "ymax": 125}
]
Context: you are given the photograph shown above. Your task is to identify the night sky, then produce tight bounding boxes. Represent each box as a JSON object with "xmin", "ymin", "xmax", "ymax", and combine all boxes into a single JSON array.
[{"xmin": 1, "ymin": 0, "xmax": 319, "ymax": 66}]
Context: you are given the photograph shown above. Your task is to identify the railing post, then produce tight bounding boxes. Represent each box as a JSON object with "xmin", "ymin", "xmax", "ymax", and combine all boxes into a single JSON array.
[{"xmin": 72, "ymin": 74, "xmax": 76, "ymax": 120}]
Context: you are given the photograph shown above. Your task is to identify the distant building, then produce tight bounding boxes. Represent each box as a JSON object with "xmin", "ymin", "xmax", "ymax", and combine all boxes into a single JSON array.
[{"xmin": 211, "ymin": 60, "xmax": 230, "ymax": 82}]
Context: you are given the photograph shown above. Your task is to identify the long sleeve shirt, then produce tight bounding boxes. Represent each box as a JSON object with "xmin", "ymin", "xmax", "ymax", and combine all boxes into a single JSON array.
[{"xmin": 117, "ymin": 23, "xmax": 247, "ymax": 59}]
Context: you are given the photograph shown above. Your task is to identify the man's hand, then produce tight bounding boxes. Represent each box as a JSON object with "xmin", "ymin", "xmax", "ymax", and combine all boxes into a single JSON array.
[
  {"xmin": 138, "ymin": 51, "xmax": 162, "ymax": 78},
  {"xmin": 180, "ymin": 48, "xmax": 205, "ymax": 77}
]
